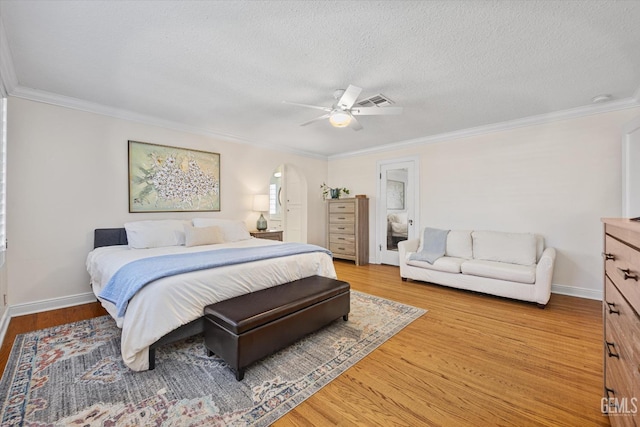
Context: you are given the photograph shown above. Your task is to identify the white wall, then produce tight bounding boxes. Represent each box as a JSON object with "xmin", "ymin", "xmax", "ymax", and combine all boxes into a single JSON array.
[
  {"xmin": 6, "ymin": 97, "xmax": 328, "ymax": 306},
  {"xmin": 329, "ymin": 108, "xmax": 640, "ymax": 297},
  {"xmin": 6, "ymin": 96, "xmax": 640, "ymax": 307}
]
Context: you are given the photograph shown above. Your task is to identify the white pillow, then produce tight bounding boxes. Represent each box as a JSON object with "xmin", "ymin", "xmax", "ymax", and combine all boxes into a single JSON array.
[
  {"xmin": 192, "ymin": 218, "xmax": 251, "ymax": 242},
  {"xmin": 417, "ymin": 227, "xmax": 449, "ymax": 252},
  {"xmin": 124, "ymin": 220, "xmax": 189, "ymax": 249},
  {"xmin": 184, "ymin": 224, "xmax": 225, "ymax": 247},
  {"xmin": 472, "ymin": 231, "xmax": 537, "ymax": 266},
  {"xmin": 445, "ymin": 230, "xmax": 473, "ymax": 259}
]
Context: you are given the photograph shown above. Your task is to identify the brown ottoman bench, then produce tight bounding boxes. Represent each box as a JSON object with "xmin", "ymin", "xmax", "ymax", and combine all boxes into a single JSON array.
[{"xmin": 204, "ymin": 275, "xmax": 350, "ymax": 380}]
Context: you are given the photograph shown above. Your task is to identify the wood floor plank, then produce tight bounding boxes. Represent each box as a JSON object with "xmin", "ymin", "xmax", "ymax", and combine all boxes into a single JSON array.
[{"xmin": 0, "ymin": 261, "xmax": 610, "ymax": 426}]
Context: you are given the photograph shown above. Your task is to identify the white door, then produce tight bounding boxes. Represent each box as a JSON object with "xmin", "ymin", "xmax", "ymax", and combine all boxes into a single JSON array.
[
  {"xmin": 283, "ymin": 165, "xmax": 306, "ymax": 243},
  {"xmin": 377, "ymin": 158, "xmax": 419, "ymax": 265}
]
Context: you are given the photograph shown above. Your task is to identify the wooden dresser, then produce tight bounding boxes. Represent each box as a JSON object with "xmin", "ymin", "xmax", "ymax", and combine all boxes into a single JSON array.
[
  {"xmin": 602, "ymin": 218, "xmax": 640, "ymax": 425},
  {"xmin": 327, "ymin": 197, "xmax": 369, "ymax": 266}
]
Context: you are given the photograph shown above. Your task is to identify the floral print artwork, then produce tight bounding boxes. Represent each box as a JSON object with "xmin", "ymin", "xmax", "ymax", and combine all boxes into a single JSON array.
[{"xmin": 129, "ymin": 140, "xmax": 220, "ymax": 212}]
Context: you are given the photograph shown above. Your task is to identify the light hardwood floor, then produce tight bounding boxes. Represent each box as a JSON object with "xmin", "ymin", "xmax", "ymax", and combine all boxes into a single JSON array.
[{"xmin": 0, "ymin": 261, "xmax": 609, "ymax": 426}]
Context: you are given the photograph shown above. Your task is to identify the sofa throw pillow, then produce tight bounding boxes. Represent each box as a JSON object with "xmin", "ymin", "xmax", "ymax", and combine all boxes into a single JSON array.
[
  {"xmin": 472, "ymin": 231, "xmax": 537, "ymax": 266},
  {"xmin": 445, "ymin": 230, "xmax": 473, "ymax": 259},
  {"xmin": 410, "ymin": 227, "xmax": 450, "ymax": 264},
  {"xmin": 124, "ymin": 219, "xmax": 189, "ymax": 249},
  {"xmin": 184, "ymin": 224, "xmax": 225, "ymax": 247}
]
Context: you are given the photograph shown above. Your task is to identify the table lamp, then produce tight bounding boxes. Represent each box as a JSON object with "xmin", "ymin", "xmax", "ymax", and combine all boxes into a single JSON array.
[{"xmin": 253, "ymin": 194, "xmax": 270, "ymax": 231}]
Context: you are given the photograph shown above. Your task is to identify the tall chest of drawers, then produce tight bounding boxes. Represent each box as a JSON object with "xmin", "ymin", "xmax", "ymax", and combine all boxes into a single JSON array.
[
  {"xmin": 602, "ymin": 218, "xmax": 640, "ymax": 425},
  {"xmin": 327, "ymin": 197, "xmax": 369, "ymax": 266}
]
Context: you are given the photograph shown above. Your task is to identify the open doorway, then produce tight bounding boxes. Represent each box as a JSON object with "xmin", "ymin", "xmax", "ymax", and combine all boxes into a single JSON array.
[{"xmin": 269, "ymin": 164, "xmax": 308, "ymax": 243}]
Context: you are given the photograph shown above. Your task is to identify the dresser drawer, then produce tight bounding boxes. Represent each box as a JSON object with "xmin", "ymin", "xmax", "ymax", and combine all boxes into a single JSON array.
[
  {"xmin": 605, "ymin": 350, "xmax": 637, "ymax": 424},
  {"xmin": 330, "ymin": 242, "xmax": 355, "ymax": 256},
  {"xmin": 607, "ymin": 223, "xmax": 640, "ymax": 252},
  {"xmin": 329, "ymin": 213, "xmax": 355, "ymax": 224},
  {"xmin": 329, "ymin": 223, "xmax": 355, "ymax": 234},
  {"xmin": 329, "ymin": 202, "xmax": 355, "ymax": 214},
  {"xmin": 604, "ymin": 278, "xmax": 640, "ymax": 411},
  {"xmin": 605, "ymin": 235, "xmax": 640, "ymax": 314},
  {"xmin": 329, "ymin": 234, "xmax": 355, "ymax": 244}
]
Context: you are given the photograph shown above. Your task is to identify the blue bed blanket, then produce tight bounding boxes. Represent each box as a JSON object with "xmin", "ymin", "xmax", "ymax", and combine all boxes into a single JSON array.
[{"xmin": 99, "ymin": 243, "xmax": 332, "ymax": 317}]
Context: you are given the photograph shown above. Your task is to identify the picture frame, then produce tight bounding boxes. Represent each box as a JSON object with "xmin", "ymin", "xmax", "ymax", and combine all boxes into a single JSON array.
[
  {"xmin": 128, "ymin": 140, "xmax": 220, "ymax": 212},
  {"xmin": 387, "ymin": 180, "xmax": 405, "ymax": 209}
]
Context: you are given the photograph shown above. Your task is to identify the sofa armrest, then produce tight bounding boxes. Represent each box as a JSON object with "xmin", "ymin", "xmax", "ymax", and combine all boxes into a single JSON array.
[
  {"xmin": 398, "ymin": 238, "xmax": 418, "ymax": 258},
  {"xmin": 534, "ymin": 247, "xmax": 556, "ymax": 305},
  {"xmin": 398, "ymin": 239, "xmax": 419, "ymax": 280}
]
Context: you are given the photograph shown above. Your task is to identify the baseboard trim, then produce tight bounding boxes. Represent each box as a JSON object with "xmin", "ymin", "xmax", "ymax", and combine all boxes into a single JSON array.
[
  {"xmin": 9, "ymin": 292, "xmax": 98, "ymax": 317},
  {"xmin": 0, "ymin": 309, "xmax": 11, "ymax": 353},
  {"xmin": 0, "ymin": 292, "xmax": 99, "ymax": 350},
  {"xmin": 551, "ymin": 284, "xmax": 602, "ymax": 301}
]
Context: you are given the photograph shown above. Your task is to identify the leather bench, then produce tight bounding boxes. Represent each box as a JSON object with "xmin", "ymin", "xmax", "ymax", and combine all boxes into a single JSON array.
[{"xmin": 204, "ymin": 275, "xmax": 350, "ymax": 380}]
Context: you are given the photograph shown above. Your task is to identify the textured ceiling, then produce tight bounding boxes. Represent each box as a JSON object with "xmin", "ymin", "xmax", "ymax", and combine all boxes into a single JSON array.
[{"xmin": 1, "ymin": 1, "xmax": 640, "ymax": 158}]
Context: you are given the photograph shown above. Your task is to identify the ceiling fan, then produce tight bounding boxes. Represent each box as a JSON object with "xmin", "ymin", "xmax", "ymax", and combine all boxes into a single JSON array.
[{"xmin": 283, "ymin": 85, "xmax": 402, "ymax": 131}]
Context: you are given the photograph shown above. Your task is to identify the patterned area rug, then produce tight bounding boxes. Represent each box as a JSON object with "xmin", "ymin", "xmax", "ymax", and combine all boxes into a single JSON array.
[{"xmin": 0, "ymin": 291, "xmax": 425, "ymax": 426}]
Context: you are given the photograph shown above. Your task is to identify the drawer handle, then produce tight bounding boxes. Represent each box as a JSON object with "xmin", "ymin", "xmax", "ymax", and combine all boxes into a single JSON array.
[
  {"xmin": 338, "ymin": 237, "xmax": 345, "ymax": 240},
  {"xmin": 605, "ymin": 301, "xmax": 620, "ymax": 315},
  {"xmin": 337, "ymin": 227, "xmax": 345, "ymax": 230},
  {"xmin": 606, "ymin": 387, "xmax": 616, "ymax": 399},
  {"xmin": 602, "ymin": 252, "xmax": 615, "ymax": 261},
  {"xmin": 606, "ymin": 341, "xmax": 620, "ymax": 358},
  {"xmin": 338, "ymin": 217, "xmax": 345, "ymax": 220},
  {"xmin": 616, "ymin": 267, "xmax": 638, "ymax": 281},
  {"xmin": 337, "ymin": 206, "xmax": 345, "ymax": 209}
]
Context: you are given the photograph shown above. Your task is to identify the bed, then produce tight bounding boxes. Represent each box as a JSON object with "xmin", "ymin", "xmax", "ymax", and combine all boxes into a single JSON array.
[
  {"xmin": 387, "ymin": 212, "xmax": 408, "ymax": 247},
  {"xmin": 86, "ymin": 219, "xmax": 337, "ymax": 371}
]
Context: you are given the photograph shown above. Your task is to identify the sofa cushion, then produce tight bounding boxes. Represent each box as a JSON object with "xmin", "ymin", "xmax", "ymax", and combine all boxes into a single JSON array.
[
  {"xmin": 472, "ymin": 231, "xmax": 537, "ymax": 266},
  {"xmin": 446, "ymin": 230, "xmax": 473, "ymax": 259},
  {"xmin": 406, "ymin": 255, "xmax": 465, "ymax": 273},
  {"xmin": 461, "ymin": 259, "xmax": 536, "ymax": 284}
]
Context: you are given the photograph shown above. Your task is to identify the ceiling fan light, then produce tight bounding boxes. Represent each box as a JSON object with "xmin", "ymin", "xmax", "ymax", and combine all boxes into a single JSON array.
[{"xmin": 329, "ymin": 111, "xmax": 352, "ymax": 128}]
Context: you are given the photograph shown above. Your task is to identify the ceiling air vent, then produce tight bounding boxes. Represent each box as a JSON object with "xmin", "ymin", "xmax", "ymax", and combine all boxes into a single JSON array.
[{"xmin": 356, "ymin": 94, "xmax": 394, "ymax": 108}]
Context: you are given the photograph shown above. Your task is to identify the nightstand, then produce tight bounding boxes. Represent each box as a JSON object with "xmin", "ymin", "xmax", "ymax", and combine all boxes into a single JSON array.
[{"xmin": 250, "ymin": 230, "xmax": 283, "ymax": 241}]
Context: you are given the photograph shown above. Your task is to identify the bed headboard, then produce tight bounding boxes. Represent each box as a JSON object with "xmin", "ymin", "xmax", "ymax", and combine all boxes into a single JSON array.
[{"xmin": 94, "ymin": 228, "xmax": 128, "ymax": 248}]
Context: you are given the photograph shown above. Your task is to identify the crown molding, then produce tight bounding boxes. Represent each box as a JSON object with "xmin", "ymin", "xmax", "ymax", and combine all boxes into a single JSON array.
[
  {"xmin": 9, "ymin": 82, "xmax": 640, "ymax": 162},
  {"xmin": 9, "ymin": 85, "xmax": 328, "ymax": 160},
  {"xmin": 330, "ymin": 97, "xmax": 640, "ymax": 160}
]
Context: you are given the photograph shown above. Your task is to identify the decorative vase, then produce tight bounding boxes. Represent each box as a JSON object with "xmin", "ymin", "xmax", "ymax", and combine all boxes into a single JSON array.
[
  {"xmin": 330, "ymin": 188, "xmax": 339, "ymax": 199},
  {"xmin": 256, "ymin": 213, "xmax": 267, "ymax": 231}
]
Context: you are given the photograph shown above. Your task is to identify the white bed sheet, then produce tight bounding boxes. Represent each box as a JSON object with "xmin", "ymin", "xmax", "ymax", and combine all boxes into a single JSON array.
[{"xmin": 86, "ymin": 238, "xmax": 337, "ymax": 371}]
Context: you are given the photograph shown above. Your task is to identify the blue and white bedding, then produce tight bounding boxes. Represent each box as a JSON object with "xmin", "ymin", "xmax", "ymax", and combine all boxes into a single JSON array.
[{"xmin": 87, "ymin": 238, "xmax": 337, "ymax": 371}]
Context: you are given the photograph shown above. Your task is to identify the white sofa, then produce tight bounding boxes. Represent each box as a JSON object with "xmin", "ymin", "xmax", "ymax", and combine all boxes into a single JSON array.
[{"xmin": 398, "ymin": 229, "xmax": 556, "ymax": 307}]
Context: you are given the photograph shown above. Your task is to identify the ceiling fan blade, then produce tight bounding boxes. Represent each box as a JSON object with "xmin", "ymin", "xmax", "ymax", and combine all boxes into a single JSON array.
[
  {"xmin": 350, "ymin": 106, "xmax": 403, "ymax": 116},
  {"xmin": 337, "ymin": 85, "xmax": 362, "ymax": 109},
  {"xmin": 282, "ymin": 100, "xmax": 332, "ymax": 112},
  {"xmin": 350, "ymin": 115, "xmax": 363, "ymax": 131},
  {"xmin": 300, "ymin": 113, "xmax": 331, "ymax": 126}
]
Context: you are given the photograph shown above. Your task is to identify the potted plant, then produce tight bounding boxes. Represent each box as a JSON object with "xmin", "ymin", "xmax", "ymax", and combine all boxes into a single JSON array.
[{"xmin": 320, "ymin": 182, "xmax": 350, "ymax": 199}]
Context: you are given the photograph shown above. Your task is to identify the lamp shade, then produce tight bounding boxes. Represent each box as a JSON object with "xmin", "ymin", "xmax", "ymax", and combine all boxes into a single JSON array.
[{"xmin": 253, "ymin": 194, "xmax": 270, "ymax": 212}]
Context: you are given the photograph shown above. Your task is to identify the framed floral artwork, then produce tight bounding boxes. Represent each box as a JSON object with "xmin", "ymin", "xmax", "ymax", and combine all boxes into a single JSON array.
[
  {"xmin": 387, "ymin": 180, "xmax": 405, "ymax": 209},
  {"xmin": 128, "ymin": 140, "xmax": 220, "ymax": 212}
]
